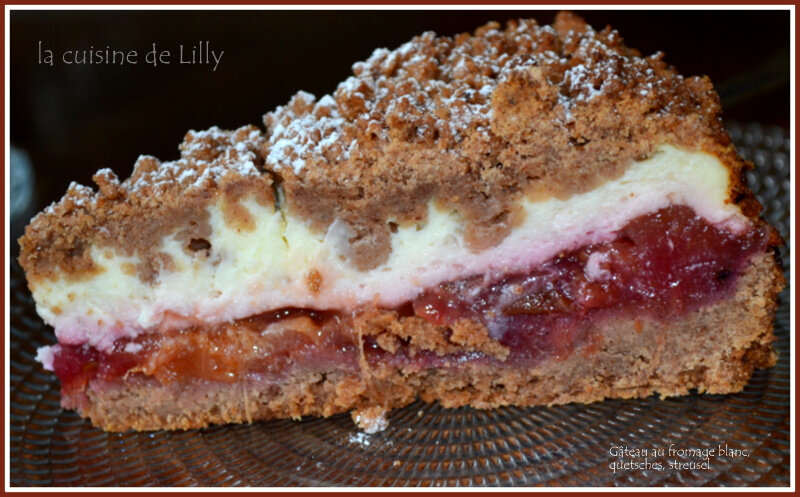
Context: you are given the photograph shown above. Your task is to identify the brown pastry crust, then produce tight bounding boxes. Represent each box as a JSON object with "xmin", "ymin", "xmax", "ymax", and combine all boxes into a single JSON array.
[
  {"xmin": 19, "ymin": 12, "xmax": 756, "ymax": 282},
  {"xmin": 357, "ymin": 309, "xmax": 510, "ymax": 360},
  {"xmin": 67, "ymin": 251, "xmax": 782, "ymax": 432}
]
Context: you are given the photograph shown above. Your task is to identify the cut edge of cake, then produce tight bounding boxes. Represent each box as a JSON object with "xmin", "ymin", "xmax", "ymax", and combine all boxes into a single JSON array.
[{"xmin": 18, "ymin": 12, "xmax": 785, "ymax": 433}]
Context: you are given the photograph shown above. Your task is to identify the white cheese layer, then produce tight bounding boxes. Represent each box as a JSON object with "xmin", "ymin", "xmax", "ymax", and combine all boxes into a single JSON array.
[{"xmin": 32, "ymin": 145, "xmax": 747, "ymax": 351}]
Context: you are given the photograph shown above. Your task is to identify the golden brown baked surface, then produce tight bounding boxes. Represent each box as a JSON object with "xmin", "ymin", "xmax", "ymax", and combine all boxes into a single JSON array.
[{"xmin": 19, "ymin": 12, "xmax": 755, "ymax": 282}]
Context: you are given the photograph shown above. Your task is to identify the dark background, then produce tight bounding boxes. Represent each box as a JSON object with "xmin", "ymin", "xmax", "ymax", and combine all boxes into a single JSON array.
[{"xmin": 10, "ymin": 10, "xmax": 790, "ymax": 243}]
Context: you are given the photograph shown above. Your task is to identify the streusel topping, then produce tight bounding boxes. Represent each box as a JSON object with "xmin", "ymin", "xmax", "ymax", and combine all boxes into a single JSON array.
[
  {"xmin": 262, "ymin": 12, "xmax": 742, "ymax": 269},
  {"xmin": 20, "ymin": 12, "xmax": 748, "ymax": 282},
  {"xmin": 21, "ymin": 126, "xmax": 272, "ymax": 282}
]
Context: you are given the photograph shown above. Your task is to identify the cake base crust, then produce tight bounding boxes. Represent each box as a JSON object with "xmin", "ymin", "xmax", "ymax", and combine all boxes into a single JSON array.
[{"xmin": 69, "ymin": 252, "xmax": 781, "ymax": 432}]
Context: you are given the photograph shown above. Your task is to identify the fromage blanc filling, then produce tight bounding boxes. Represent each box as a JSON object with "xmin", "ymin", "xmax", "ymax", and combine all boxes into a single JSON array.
[{"xmin": 31, "ymin": 145, "xmax": 747, "ymax": 352}]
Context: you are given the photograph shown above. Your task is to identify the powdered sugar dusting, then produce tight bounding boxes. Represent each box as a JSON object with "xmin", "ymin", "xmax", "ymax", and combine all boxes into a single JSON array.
[
  {"xmin": 262, "ymin": 15, "xmax": 677, "ymax": 175},
  {"xmin": 129, "ymin": 125, "xmax": 263, "ymax": 193},
  {"xmin": 39, "ymin": 125, "xmax": 267, "ymax": 226},
  {"xmin": 348, "ymin": 432, "xmax": 373, "ymax": 447},
  {"xmin": 351, "ymin": 406, "xmax": 389, "ymax": 434},
  {"xmin": 38, "ymin": 182, "xmax": 96, "ymax": 221},
  {"xmin": 265, "ymin": 92, "xmax": 349, "ymax": 175}
]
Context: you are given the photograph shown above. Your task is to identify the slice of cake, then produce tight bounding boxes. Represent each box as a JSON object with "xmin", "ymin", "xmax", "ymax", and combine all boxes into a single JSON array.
[{"xmin": 19, "ymin": 12, "xmax": 784, "ymax": 432}]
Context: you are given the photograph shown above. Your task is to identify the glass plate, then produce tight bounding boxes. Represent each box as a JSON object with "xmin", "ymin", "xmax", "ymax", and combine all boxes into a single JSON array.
[{"xmin": 9, "ymin": 122, "xmax": 790, "ymax": 487}]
